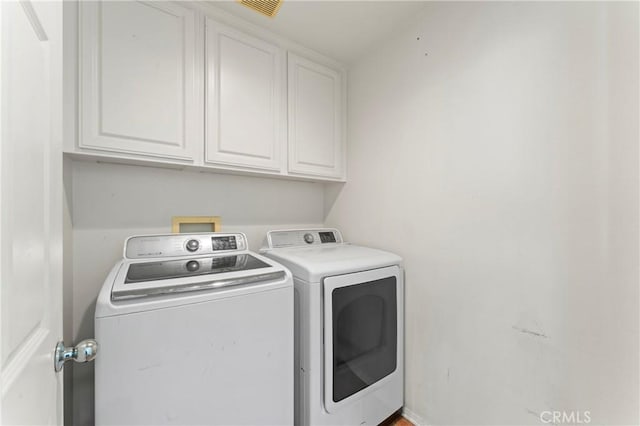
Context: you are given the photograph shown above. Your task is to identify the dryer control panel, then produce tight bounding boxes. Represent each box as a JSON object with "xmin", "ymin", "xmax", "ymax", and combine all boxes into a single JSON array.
[
  {"xmin": 265, "ymin": 229, "xmax": 343, "ymax": 248},
  {"xmin": 124, "ymin": 233, "xmax": 248, "ymax": 259}
]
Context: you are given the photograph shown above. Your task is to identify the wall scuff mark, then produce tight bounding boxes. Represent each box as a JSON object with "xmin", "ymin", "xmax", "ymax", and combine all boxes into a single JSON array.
[{"xmin": 512, "ymin": 325, "xmax": 548, "ymax": 339}]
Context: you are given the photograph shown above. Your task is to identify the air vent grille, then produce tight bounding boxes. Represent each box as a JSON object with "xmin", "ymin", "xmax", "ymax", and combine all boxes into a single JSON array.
[{"xmin": 237, "ymin": 0, "xmax": 283, "ymax": 18}]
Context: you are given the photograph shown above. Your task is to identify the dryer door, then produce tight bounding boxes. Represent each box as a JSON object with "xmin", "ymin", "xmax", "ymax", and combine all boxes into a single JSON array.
[{"xmin": 323, "ymin": 265, "xmax": 402, "ymax": 413}]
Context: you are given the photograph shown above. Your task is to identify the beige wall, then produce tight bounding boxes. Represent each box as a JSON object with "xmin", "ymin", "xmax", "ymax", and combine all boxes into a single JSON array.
[
  {"xmin": 325, "ymin": 2, "xmax": 639, "ymax": 425},
  {"xmin": 66, "ymin": 160, "xmax": 324, "ymax": 425}
]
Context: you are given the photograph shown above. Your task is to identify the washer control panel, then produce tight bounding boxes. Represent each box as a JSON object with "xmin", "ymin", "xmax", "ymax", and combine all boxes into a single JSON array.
[
  {"xmin": 266, "ymin": 229, "xmax": 343, "ymax": 248},
  {"xmin": 125, "ymin": 233, "xmax": 247, "ymax": 259}
]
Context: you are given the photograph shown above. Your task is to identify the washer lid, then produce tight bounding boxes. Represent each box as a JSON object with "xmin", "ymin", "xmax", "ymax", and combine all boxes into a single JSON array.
[
  {"xmin": 124, "ymin": 254, "xmax": 270, "ymax": 283},
  {"xmin": 110, "ymin": 253, "xmax": 286, "ymax": 302},
  {"xmin": 261, "ymin": 244, "xmax": 402, "ymax": 283}
]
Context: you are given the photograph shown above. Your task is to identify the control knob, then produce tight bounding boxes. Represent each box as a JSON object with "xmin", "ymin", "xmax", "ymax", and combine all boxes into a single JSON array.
[
  {"xmin": 303, "ymin": 233, "xmax": 314, "ymax": 244},
  {"xmin": 186, "ymin": 260, "xmax": 200, "ymax": 272},
  {"xmin": 185, "ymin": 239, "xmax": 200, "ymax": 252}
]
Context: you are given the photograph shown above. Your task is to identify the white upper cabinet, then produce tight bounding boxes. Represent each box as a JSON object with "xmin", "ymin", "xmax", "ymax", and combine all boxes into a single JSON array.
[
  {"xmin": 205, "ymin": 19, "xmax": 284, "ymax": 172},
  {"xmin": 71, "ymin": 2, "xmax": 346, "ymax": 181},
  {"xmin": 287, "ymin": 53, "xmax": 345, "ymax": 180},
  {"xmin": 79, "ymin": 1, "xmax": 202, "ymax": 161}
]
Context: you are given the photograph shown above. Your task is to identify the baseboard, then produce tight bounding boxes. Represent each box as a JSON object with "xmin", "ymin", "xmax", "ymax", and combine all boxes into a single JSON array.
[{"xmin": 401, "ymin": 406, "xmax": 430, "ymax": 426}]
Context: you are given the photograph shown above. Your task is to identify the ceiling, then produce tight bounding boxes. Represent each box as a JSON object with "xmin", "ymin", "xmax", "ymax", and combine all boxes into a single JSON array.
[{"xmin": 209, "ymin": 1, "xmax": 428, "ymax": 65}]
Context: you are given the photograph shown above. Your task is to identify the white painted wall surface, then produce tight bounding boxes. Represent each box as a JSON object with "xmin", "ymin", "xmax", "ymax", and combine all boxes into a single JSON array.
[
  {"xmin": 67, "ymin": 160, "xmax": 323, "ymax": 425},
  {"xmin": 324, "ymin": 2, "xmax": 639, "ymax": 425}
]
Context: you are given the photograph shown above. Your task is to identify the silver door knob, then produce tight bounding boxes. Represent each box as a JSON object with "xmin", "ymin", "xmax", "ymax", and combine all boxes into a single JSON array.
[{"xmin": 54, "ymin": 339, "xmax": 98, "ymax": 372}]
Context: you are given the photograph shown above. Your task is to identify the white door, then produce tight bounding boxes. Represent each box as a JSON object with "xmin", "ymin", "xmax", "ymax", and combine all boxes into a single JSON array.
[{"xmin": 0, "ymin": 1, "xmax": 64, "ymax": 424}]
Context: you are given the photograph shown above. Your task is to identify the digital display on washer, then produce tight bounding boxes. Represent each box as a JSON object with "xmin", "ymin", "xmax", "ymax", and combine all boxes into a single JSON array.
[
  {"xmin": 125, "ymin": 254, "xmax": 269, "ymax": 283},
  {"xmin": 212, "ymin": 236, "xmax": 237, "ymax": 251},
  {"xmin": 319, "ymin": 232, "xmax": 337, "ymax": 243}
]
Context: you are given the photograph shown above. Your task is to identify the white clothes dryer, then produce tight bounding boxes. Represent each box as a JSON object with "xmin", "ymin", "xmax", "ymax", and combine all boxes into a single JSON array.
[
  {"xmin": 261, "ymin": 229, "xmax": 404, "ymax": 426},
  {"xmin": 95, "ymin": 232, "xmax": 293, "ymax": 425}
]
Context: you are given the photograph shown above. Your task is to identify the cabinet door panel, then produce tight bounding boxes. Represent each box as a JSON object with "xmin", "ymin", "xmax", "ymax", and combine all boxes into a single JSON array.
[
  {"xmin": 80, "ymin": 1, "xmax": 201, "ymax": 160},
  {"xmin": 288, "ymin": 53, "xmax": 344, "ymax": 179},
  {"xmin": 206, "ymin": 19, "xmax": 283, "ymax": 171}
]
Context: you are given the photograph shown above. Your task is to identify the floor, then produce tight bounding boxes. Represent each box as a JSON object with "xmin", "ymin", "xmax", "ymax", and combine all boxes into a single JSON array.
[
  {"xmin": 390, "ymin": 417, "xmax": 414, "ymax": 426},
  {"xmin": 381, "ymin": 412, "xmax": 414, "ymax": 426}
]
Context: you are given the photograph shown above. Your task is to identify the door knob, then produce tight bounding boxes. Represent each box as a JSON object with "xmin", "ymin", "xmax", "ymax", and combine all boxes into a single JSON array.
[{"xmin": 54, "ymin": 339, "xmax": 98, "ymax": 372}]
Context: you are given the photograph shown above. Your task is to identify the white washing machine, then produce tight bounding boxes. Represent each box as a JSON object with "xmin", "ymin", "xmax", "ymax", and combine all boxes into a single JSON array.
[
  {"xmin": 261, "ymin": 229, "xmax": 404, "ymax": 425},
  {"xmin": 95, "ymin": 232, "xmax": 293, "ymax": 425}
]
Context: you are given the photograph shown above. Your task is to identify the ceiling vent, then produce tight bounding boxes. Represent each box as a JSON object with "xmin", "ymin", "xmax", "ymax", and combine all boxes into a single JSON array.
[{"xmin": 237, "ymin": 0, "xmax": 283, "ymax": 18}]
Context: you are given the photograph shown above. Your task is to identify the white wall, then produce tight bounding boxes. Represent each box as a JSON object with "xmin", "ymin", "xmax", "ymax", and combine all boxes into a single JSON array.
[
  {"xmin": 67, "ymin": 160, "xmax": 324, "ymax": 425},
  {"xmin": 325, "ymin": 2, "xmax": 639, "ymax": 425}
]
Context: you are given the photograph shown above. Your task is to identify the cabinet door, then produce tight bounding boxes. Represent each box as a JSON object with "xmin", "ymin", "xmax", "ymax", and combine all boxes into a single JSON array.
[
  {"xmin": 79, "ymin": 1, "xmax": 202, "ymax": 161},
  {"xmin": 287, "ymin": 53, "xmax": 345, "ymax": 179},
  {"xmin": 205, "ymin": 19, "xmax": 284, "ymax": 171}
]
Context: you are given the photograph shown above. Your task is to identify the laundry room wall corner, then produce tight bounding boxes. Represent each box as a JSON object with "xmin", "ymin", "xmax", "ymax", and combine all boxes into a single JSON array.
[{"xmin": 322, "ymin": 182, "xmax": 345, "ymax": 220}]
